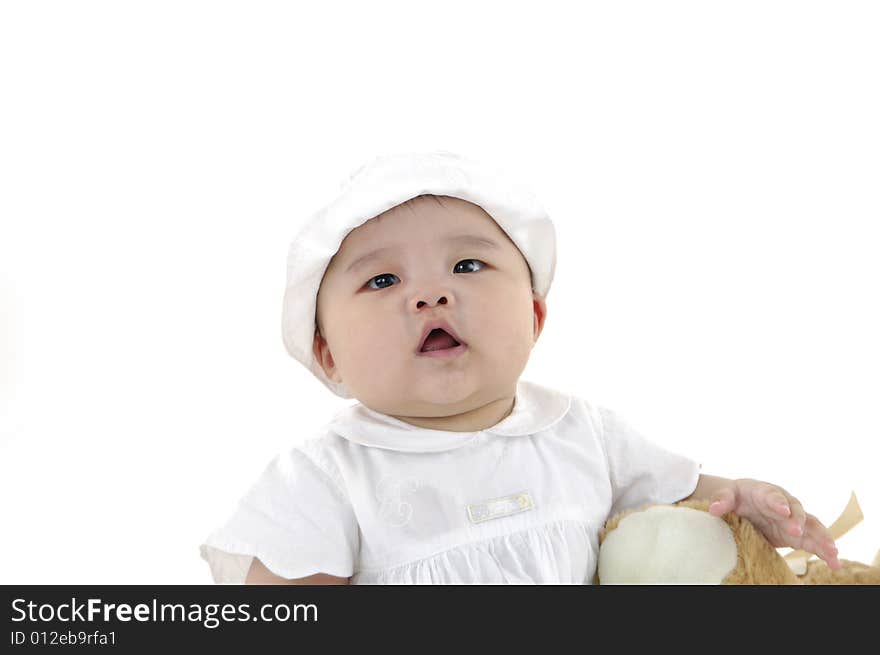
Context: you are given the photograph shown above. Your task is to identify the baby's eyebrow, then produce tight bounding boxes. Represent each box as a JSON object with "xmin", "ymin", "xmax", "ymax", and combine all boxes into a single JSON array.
[{"xmin": 344, "ymin": 234, "xmax": 501, "ymax": 275}]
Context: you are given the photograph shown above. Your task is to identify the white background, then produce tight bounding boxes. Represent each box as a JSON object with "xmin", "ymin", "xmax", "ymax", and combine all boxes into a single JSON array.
[{"xmin": 1, "ymin": 1, "xmax": 877, "ymax": 583}]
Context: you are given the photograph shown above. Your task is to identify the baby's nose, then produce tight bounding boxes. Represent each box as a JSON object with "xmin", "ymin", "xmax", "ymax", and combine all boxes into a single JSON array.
[{"xmin": 416, "ymin": 295, "xmax": 447, "ymax": 309}]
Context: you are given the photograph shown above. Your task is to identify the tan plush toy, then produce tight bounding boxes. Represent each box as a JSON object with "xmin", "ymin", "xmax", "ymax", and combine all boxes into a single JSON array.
[{"xmin": 597, "ymin": 492, "xmax": 880, "ymax": 584}]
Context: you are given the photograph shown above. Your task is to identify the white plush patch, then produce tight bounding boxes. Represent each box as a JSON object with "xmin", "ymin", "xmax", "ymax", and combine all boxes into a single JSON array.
[
  {"xmin": 598, "ymin": 506, "xmax": 738, "ymax": 584},
  {"xmin": 785, "ymin": 556, "xmax": 808, "ymax": 575}
]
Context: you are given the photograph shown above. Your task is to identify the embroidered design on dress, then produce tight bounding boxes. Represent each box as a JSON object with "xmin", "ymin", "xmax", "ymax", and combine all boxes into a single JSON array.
[
  {"xmin": 467, "ymin": 491, "xmax": 534, "ymax": 524},
  {"xmin": 375, "ymin": 476, "xmax": 420, "ymax": 527}
]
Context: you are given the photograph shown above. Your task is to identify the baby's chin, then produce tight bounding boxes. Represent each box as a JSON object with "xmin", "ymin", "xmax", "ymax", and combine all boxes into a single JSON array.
[
  {"xmin": 355, "ymin": 378, "xmax": 488, "ymax": 417},
  {"xmin": 373, "ymin": 392, "xmax": 479, "ymax": 417},
  {"xmin": 375, "ymin": 381, "xmax": 516, "ymax": 419}
]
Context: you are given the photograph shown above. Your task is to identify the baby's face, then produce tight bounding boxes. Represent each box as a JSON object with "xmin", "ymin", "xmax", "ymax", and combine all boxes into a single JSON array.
[{"xmin": 313, "ymin": 195, "xmax": 546, "ymax": 421}]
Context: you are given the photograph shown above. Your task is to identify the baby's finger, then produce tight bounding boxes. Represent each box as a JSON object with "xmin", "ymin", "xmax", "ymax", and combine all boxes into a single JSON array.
[
  {"xmin": 768, "ymin": 491, "xmax": 791, "ymax": 517},
  {"xmin": 785, "ymin": 495, "xmax": 807, "ymax": 538},
  {"xmin": 802, "ymin": 514, "xmax": 840, "ymax": 569},
  {"xmin": 795, "ymin": 533, "xmax": 840, "ymax": 569},
  {"xmin": 708, "ymin": 487, "xmax": 737, "ymax": 516}
]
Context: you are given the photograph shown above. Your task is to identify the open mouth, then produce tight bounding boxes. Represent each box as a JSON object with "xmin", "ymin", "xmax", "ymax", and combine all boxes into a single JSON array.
[{"xmin": 419, "ymin": 328, "xmax": 462, "ymax": 353}]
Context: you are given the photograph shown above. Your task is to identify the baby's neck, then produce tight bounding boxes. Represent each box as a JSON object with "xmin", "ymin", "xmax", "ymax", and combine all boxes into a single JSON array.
[{"xmin": 390, "ymin": 394, "xmax": 515, "ymax": 433}]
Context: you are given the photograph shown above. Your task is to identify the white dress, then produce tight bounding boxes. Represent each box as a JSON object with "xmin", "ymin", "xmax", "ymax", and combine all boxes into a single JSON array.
[{"xmin": 200, "ymin": 380, "xmax": 701, "ymax": 584}]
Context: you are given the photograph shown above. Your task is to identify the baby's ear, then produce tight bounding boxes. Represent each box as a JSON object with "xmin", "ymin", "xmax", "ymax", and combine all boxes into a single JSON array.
[
  {"xmin": 312, "ymin": 329, "xmax": 341, "ymax": 383},
  {"xmin": 532, "ymin": 293, "xmax": 547, "ymax": 342}
]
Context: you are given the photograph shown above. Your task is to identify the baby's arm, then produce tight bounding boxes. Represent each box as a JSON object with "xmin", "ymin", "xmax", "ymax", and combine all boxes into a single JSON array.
[
  {"xmin": 245, "ymin": 557, "xmax": 350, "ymax": 585},
  {"xmin": 683, "ymin": 474, "xmax": 840, "ymax": 569}
]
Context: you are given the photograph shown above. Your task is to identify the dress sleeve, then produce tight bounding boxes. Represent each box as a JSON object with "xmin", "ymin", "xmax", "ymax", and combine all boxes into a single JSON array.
[
  {"xmin": 199, "ymin": 446, "xmax": 359, "ymax": 584},
  {"xmin": 597, "ymin": 406, "xmax": 702, "ymax": 517}
]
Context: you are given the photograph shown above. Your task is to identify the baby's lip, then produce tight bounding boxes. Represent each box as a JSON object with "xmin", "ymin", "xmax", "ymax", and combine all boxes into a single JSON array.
[{"xmin": 416, "ymin": 320, "xmax": 466, "ymax": 354}]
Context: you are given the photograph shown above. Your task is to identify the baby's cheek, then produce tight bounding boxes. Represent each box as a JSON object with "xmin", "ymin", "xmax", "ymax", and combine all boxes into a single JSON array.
[
  {"xmin": 352, "ymin": 336, "xmax": 398, "ymax": 368},
  {"xmin": 483, "ymin": 295, "xmax": 535, "ymax": 343},
  {"xmin": 481, "ymin": 318, "xmax": 533, "ymax": 359},
  {"xmin": 340, "ymin": 346, "xmax": 404, "ymax": 402}
]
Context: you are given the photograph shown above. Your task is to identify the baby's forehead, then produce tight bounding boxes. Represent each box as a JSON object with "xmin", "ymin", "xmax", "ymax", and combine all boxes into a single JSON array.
[{"xmin": 333, "ymin": 194, "xmax": 512, "ymax": 258}]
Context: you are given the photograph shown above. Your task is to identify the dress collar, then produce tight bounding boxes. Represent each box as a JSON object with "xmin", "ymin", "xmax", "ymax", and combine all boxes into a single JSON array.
[{"xmin": 326, "ymin": 379, "xmax": 572, "ymax": 453}]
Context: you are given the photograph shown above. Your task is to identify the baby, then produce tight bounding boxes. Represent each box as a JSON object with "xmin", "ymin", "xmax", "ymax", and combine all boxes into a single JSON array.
[{"xmin": 200, "ymin": 151, "xmax": 840, "ymax": 584}]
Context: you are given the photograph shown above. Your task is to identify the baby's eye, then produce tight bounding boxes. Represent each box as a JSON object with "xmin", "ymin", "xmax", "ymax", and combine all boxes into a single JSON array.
[
  {"xmin": 365, "ymin": 261, "xmax": 484, "ymax": 289},
  {"xmin": 453, "ymin": 259, "xmax": 485, "ymax": 274},
  {"xmin": 366, "ymin": 273, "xmax": 400, "ymax": 290}
]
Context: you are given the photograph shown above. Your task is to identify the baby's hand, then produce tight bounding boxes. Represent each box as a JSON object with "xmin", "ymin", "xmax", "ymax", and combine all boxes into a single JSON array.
[{"xmin": 707, "ymin": 478, "xmax": 841, "ymax": 570}]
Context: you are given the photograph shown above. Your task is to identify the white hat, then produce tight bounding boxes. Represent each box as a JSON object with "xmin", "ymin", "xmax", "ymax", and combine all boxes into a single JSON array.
[{"xmin": 281, "ymin": 150, "xmax": 556, "ymax": 398}]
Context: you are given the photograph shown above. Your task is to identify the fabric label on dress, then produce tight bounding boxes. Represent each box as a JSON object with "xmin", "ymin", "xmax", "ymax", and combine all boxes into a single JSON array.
[{"xmin": 466, "ymin": 491, "xmax": 534, "ymax": 524}]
